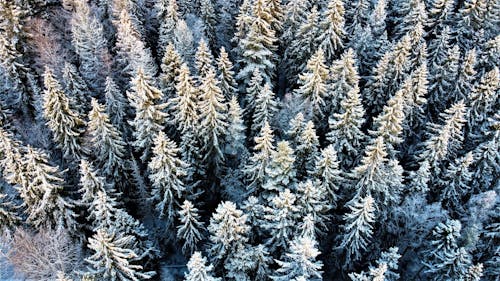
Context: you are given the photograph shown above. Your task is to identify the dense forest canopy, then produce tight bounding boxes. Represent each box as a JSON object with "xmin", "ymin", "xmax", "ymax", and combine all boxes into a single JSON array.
[{"xmin": 0, "ymin": 0, "xmax": 499, "ymax": 280}]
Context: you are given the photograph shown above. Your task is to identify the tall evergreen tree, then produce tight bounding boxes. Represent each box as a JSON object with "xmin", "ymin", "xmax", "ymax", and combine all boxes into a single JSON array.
[
  {"xmin": 217, "ymin": 47, "xmax": 238, "ymax": 100},
  {"xmin": 127, "ymin": 68, "xmax": 167, "ymax": 162},
  {"xmin": 251, "ymin": 83, "xmax": 278, "ymax": 136},
  {"xmin": 327, "ymin": 87, "xmax": 366, "ymax": 168},
  {"xmin": 184, "ymin": 252, "xmax": 221, "ymax": 281},
  {"xmin": 244, "ymin": 122, "xmax": 275, "ymax": 193},
  {"xmin": 295, "ymin": 48, "xmax": 329, "ymax": 122},
  {"xmin": 86, "ymin": 229, "xmax": 154, "ymax": 281},
  {"xmin": 339, "ymin": 195, "xmax": 376, "ymax": 264},
  {"xmin": 317, "ymin": 0, "xmax": 345, "ymax": 62},
  {"xmin": 104, "ymin": 77, "xmax": 129, "ymax": 129},
  {"xmin": 87, "ymin": 98, "xmax": 128, "ymax": 182},
  {"xmin": 271, "ymin": 236, "xmax": 323, "ymax": 280},
  {"xmin": 262, "ymin": 140, "xmax": 296, "ymax": 200},
  {"xmin": 177, "ymin": 200, "xmax": 205, "ymax": 255},
  {"xmin": 148, "ymin": 131, "xmax": 188, "ymax": 226},
  {"xmin": 42, "ymin": 67, "xmax": 86, "ymax": 160},
  {"xmin": 159, "ymin": 43, "xmax": 183, "ymax": 102},
  {"xmin": 314, "ymin": 145, "xmax": 344, "ymax": 206},
  {"xmin": 62, "ymin": 62, "xmax": 90, "ymax": 116},
  {"xmin": 328, "ymin": 48, "xmax": 360, "ymax": 116}
]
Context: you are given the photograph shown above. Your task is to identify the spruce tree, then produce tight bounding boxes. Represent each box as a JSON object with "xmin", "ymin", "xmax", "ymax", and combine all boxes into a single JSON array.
[
  {"xmin": 159, "ymin": 43, "xmax": 183, "ymax": 102},
  {"xmin": 87, "ymin": 98, "xmax": 128, "ymax": 182},
  {"xmin": 148, "ymin": 131, "xmax": 188, "ymax": 225},
  {"xmin": 263, "ymin": 188, "xmax": 301, "ymax": 250},
  {"xmin": 104, "ymin": 77, "xmax": 129, "ymax": 128},
  {"xmin": 339, "ymin": 195, "xmax": 376, "ymax": 264},
  {"xmin": 440, "ymin": 152, "xmax": 474, "ymax": 210},
  {"xmin": 195, "ymin": 39, "xmax": 215, "ymax": 80},
  {"xmin": 471, "ymin": 121, "xmax": 500, "ymax": 190},
  {"xmin": 70, "ymin": 0, "xmax": 110, "ymax": 91},
  {"xmin": 244, "ymin": 69, "xmax": 264, "ymax": 121},
  {"xmin": 467, "ymin": 67, "xmax": 499, "ymax": 138},
  {"xmin": 285, "ymin": 6, "xmax": 320, "ymax": 80},
  {"xmin": 296, "ymin": 121, "xmax": 320, "ymax": 177},
  {"xmin": 225, "ymin": 96, "xmax": 247, "ymax": 160},
  {"xmin": 236, "ymin": 0, "xmax": 277, "ymax": 85},
  {"xmin": 217, "ymin": 47, "xmax": 238, "ymax": 100},
  {"xmin": 251, "ymin": 83, "xmax": 278, "ymax": 136},
  {"xmin": 429, "ymin": 44, "xmax": 460, "ymax": 116},
  {"xmin": 262, "ymin": 141, "xmax": 296, "ymax": 200},
  {"xmin": 177, "ymin": 200, "xmax": 204, "ymax": 255},
  {"xmin": 184, "ymin": 252, "xmax": 221, "ymax": 281},
  {"xmin": 296, "ymin": 180, "xmax": 331, "ymax": 235},
  {"xmin": 168, "ymin": 63, "xmax": 199, "ymax": 134},
  {"xmin": 453, "ymin": 48, "xmax": 477, "ymax": 103},
  {"xmin": 21, "ymin": 146, "xmax": 77, "ymax": 230},
  {"xmin": 207, "ymin": 201, "xmax": 250, "ymax": 261},
  {"xmin": 244, "ymin": 122, "xmax": 275, "ymax": 193},
  {"xmin": 200, "ymin": 0, "xmax": 218, "ymax": 47},
  {"xmin": 157, "ymin": 0, "xmax": 180, "ymax": 55},
  {"xmin": 317, "ymin": 0, "xmax": 345, "ymax": 62},
  {"xmin": 127, "ymin": 68, "xmax": 167, "ymax": 162},
  {"xmin": 197, "ymin": 68, "xmax": 228, "ymax": 169},
  {"xmin": 271, "ymin": 236, "xmax": 323, "ymax": 281},
  {"xmin": 78, "ymin": 159, "xmax": 108, "ymax": 207},
  {"xmin": 86, "ymin": 229, "xmax": 154, "ymax": 281},
  {"xmin": 327, "ymin": 87, "xmax": 366, "ymax": 168},
  {"xmin": 0, "ymin": 192, "xmax": 19, "ymax": 230},
  {"xmin": 328, "ymin": 48, "xmax": 360, "ymax": 116},
  {"xmin": 62, "ymin": 62, "xmax": 90, "ymax": 115},
  {"xmin": 43, "ymin": 67, "xmax": 86, "ymax": 160},
  {"xmin": 295, "ymin": 48, "xmax": 329, "ymax": 121},
  {"xmin": 314, "ymin": 145, "xmax": 344, "ymax": 206}
]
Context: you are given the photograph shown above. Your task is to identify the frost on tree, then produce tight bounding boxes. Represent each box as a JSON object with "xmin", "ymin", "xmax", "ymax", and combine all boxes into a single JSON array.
[
  {"xmin": 184, "ymin": 251, "xmax": 221, "ymax": 281},
  {"xmin": 244, "ymin": 122, "xmax": 276, "ymax": 193},
  {"xmin": 177, "ymin": 200, "xmax": 204, "ymax": 255},
  {"xmin": 85, "ymin": 229, "xmax": 154, "ymax": 281}
]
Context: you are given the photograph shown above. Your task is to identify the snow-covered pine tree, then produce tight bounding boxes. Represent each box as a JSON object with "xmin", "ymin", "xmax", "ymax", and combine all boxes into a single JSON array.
[
  {"xmin": 317, "ymin": 0, "xmax": 345, "ymax": 62},
  {"xmin": 197, "ymin": 68, "xmax": 228, "ymax": 170},
  {"xmin": 393, "ymin": 0, "xmax": 428, "ymax": 40},
  {"xmin": 456, "ymin": 0, "xmax": 487, "ymax": 50},
  {"xmin": 417, "ymin": 101, "xmax": 468, "ymax": 180},
  {"xmin": 339, "ymin": 195, "xmax": 376, "ymax": 265},
  {"xmin": 244, "ymin": 122, "xmax": 276, "ymax": 193},
  {"xmin": 349, "ymin": 247, "xmax": 401, "ymax": 281},
  {"xmin": 177, "ymin": 200, "xmax": 204, "ymax": 255},
  {"xmin": 168, "ymin": 63, "xmax": 199, "ymax": 134},
  {"xmin": 78, "ymin": 159, "xmax": 108, "ymax": 207},
  {"xmin": 87, "ymin": 98, "xmax": 128, "ymax": 182},
  {"xmin": 467, "ymin": 67, "xmax": 499, "ymax": 140},
  {"xmin": 271, "ymin": 236, "xmax": 323, "ymax": 281},
  {"xmin": 296, "ymin": 121, "xmax": 320, "ymax": 177},
  {"xmin": 42, "ymin": 67, "xmax": 86, "ymax": 160},
  {"xmin": 296, "ymin": 180, "xmax": 331, "ymax": 235},
  {"xmin": 363, "ymin": 35, "xmax": 412, "ymax": 116},
  {"xmin": 0, "ymin": 192, "xmax": 19, "ymax": 230},
  {"xmin": 195, "ymin": 39, "xmax": 216, "ymax": 81},
  {"xmin": 62, "ymin": 62, "xmax": 90, "ymax": 116},
  {"xmin": 401, "ymin": 64, "xmax": 428, "ymax": 140},
  {"xmin": 295, "ymin": 48, "xmax": 329, "ymax": 122},
  {"xmin": 114, "ymin": 9, "xmax": 157, "ymax": 79},
  {"xmin": 159, "ymin": 43, "xmax": 182, "ymax": 102},
  {"xmin": 148, "ymin": 131, "xmax": 188, "ymax": 226},
  {"xmin": 157, "ymin": 0, "xmax": 179, "ymax": 55},
  {"xmin": 344, "ymin": 0, "xmax": 370, "ymax": 37},
  {"xmin": 86, "ymin": 228, "xmax": 154, "ymax": 281},
  {"xmin": 429, "ymin": 44, "xmax": 460, "ymax": 117},
  {"xmin": 173, "ymin": 19, "xmax": 196, "ymax": 62},
  {"xmin": 0, "ymin": 127, "xmax": 26, "ymax": 187},
  {"xmin": 21, "ymin": 146, "xmax": 77, "ymax": 231},
  {"xmin": 370, "ymin": 87, "xmax": 405, "ymax": 157},
  {"xmin": 327, "ymin": 86, "xmax": 366, "ymax": 168},
  {"xmin": 471, "ymin": 118, "xmax": 499, "ymax": 190},
  {"xmin": 314, "ymin": 145, "xmax": 344, "ymax": 206},
  {"xmin": 427, "ymin": 0, "xmax": 455, "ymax": 34},
  {"xmin": 104, "ymin": 76, "xmax": 129, "ymax": 129},
  {"xmin": 207, "ymin": 201, "xmax": 250, "ymax": 261},
  {"xmin": 284, "ymin": 5, "xmax": 320, "ymax": 81},
  {"xmin": 286, "ymin": 112, "xmax": 305, "ymax": 148},
  {"xmin": 263, "ymin": 188, "xmax": 301, "ymax": 251},
  {"xmin": 453, "ymin": 48, "xmax": 477, "ymax": 104},
  {"xmin": 280, "ymin": 0, "xmax": 310, "ymax": 51},
  {"xmin": 328, "ymin": 48, "xmax": 360, "ymax": 117},
  {"xmin": 236, "ymin": 0, "xmax": 277, "ymax": 85},
  {"xmin": 224, "ymin": 96, "xmax": 247, "ymax": 161},
  {"xmin": 200, "ymin": 0, "xmax": 218, "ymax": 48},
  {"xmin": 244, "ymin": 69, "xmax": 264, "ymax": 122},
  {"xmin": 262, "ymin": 140, "xmax": 296, "ymax": 200},
  {"xmin": 70, "ymin": 0, "xmax": 110, "ymax": 91},
  {"xmin": 251, "ymin": 83, "xmax": 278, "ymax": 136},
  {"xmin": 127, "ymin": 68, "xmax": 167, "ymax": 162},
  {"xmin": 217, "ymin": 47, "xmax": 238, "ymax": 100},
  {"xmin": 440, "ymin": 152, "xmax": 473, "ymax": 211},
  {"xmin": 184, "ymin": 252, "xmax": 221, "ymax": 281}
]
